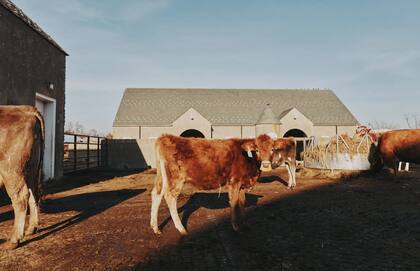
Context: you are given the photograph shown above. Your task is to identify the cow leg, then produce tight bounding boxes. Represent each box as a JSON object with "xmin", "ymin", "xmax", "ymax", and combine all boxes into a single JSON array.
[
  {"xmin": 25, "ymin": 188, "xmax": 39, "ymax": 236},
  {"xmin": 164, "ymin": 192, "xmax": 187, "ymax": 235},
  {"xmin": 285, "ymin": 160, "xmax": 297, "ymax": 189},
  {"xmin": 384, "ymin": 156, "xmax": 398, "ymax": 177},
  {"xmin": 6, "ymin": 184, "xmax": 29, "ymax": 249},
  {"xmin": 228, "ymin": 183, "xmax": 240, "ymax": 232},
  {"xmin": 238, "ymin": 188, "xmax": 247, "ymax": 225},
  {"xmin": 150, "ymin": 186, "xmax": 164, "ymax": 235},
  {"xmin": 290, "ymin": 161, "xmax": 297, "ymax": 188},
  {"xmin": 150, "ymin": 159, "xmax": 166, "ymax": 235}
]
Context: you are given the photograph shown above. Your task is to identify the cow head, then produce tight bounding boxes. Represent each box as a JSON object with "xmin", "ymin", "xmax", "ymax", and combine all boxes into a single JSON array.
[
  {"xmin": 271, "ymin": 138, "xmax": 294, "ymax": 169},
  {"xmin": 368, "ymin": 141, "xmax": 384, "ymax": 172},
  {"xmin": 241, "ymin": 134, "xmax": 274, "ymax": 172}
]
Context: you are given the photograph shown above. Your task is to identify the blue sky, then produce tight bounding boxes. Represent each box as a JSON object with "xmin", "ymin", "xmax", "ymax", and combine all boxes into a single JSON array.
[{"xmin": 13, "ymin": 0, "xmax": 420, "ymax": 133}]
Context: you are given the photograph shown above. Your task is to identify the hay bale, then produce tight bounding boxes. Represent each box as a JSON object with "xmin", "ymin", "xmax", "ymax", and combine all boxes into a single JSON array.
[{"xmin": 302, "ymin": 133, "xmax": 372, "ymax": 162}]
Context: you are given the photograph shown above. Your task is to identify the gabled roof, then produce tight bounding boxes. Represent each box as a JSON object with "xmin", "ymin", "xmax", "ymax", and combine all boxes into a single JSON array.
[
  {"xmin": 278, "ymin": 108, "xmax": 295, "ymax": 119},
  {"xmin": 257, "ymin": 105, "xmax": 281, "ymax": 124},
  {"xmin": 113, "ymin": 88, "xmax": 359, "ymax": 126},
  {"xmin": 0, "ymin": 0, "xmax": 68, "ymax": 55}
]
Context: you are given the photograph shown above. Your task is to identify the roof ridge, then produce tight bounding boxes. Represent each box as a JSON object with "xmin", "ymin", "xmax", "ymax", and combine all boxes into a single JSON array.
[
  {"xmin": 125, "ymin": 88, "xmax": 333, "ymax": 91},
  {"xmin": 0, "ymin": 0, "xmax": 68, "ymax": 55},
  {"xmin": 114, "ymin": 88, "xmax": 359, "ymax": 126}
]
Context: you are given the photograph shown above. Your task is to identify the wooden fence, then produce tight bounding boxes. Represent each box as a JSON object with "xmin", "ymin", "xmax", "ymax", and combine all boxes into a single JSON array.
[{"xmin": 63, "ymin": 133, "xmax": 108, "ymax": 174}]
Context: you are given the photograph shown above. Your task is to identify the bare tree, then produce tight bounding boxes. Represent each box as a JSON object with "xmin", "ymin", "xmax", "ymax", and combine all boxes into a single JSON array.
[
  {"xmin": 369, "ymin": 120, "xmax": 400, "ymax": 130},
  {"xmin": 404, "ymin": 114, "xmax": 420, "ymax": 129},
  {"xmin": 64, "ymin": 121, "xmax": 74, "ymax": 133},
  {"xmin": 65, "ymin": 120, "xmax": 109, "ymax": 136},
  {"xmin": 88, "ymin": 129, "xmax": 99, "ymax": 136}
]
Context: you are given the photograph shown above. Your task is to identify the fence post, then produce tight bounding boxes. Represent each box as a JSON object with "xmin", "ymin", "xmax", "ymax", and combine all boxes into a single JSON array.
[
  {"xmin": 97, "ymin": 137, "xmax": 100, "ymax": 167},
  {"xmin": 73, "ymin": 135, "xmax": 77, "ymax": 171},
  {"xmin": 87, "ymin": 136, "xmax": 90, "ymax": 169}
]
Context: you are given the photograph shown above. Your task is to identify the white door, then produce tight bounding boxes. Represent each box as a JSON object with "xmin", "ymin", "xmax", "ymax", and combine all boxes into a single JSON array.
[{"xmin": 35, "ymin": 93, "xmax": 56, "ymax": 180}]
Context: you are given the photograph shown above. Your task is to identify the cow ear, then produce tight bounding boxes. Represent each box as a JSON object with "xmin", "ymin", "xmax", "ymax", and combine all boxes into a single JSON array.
[
  {"xmin": 241, "ymin": 140, "xmax": 256, "ymax": 158},
  {"xmin": 241, "ymin": 140, "xmax": 256, "ymax": 151}
]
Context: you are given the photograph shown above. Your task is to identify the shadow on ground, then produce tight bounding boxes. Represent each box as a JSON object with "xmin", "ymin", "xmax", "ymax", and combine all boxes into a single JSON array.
[
  {"xmin": 45, "ymin": 169, "xmax": 145, "ymax": 194},
  {"xmin": 258, "ymin": 174, "xmax": 288, "ymax": 186},
  {"xmin": 159, "ymin": 192, "xmax": 263, "ymax": 232},
  {"xmin": 137, "ymin": 169, "xmax": 420, "ymax": 271},
  {"xmin": 0, "ymin": 169, "xmax": 144, "ymax": 208},
  {"xmin": 1, "ymin": 189, "xmax": 145, "ymax": 248}
]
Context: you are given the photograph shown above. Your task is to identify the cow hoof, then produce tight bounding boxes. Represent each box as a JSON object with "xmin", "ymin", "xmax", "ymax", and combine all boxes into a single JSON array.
[
  {"xmin": 152, "ymin": 228, "xmax": 162, "ymax": 236},
  {"xmin": 2, "ymin": 241, "xmax": 19, "ymax": 250},
  {"xmin": 232, "ymin": 224, "xmax": 240, "ymax": 232},
  {"xmin": 287, "ymin": 186, "xmax": 292, "ymax": 190},
  {"xmin": 25, "ymin": 227, "xmax": 38, "ymax": 236},
  {"xmin": 179, "ymin": 230, "xmax": 188, "ymax": 236}
]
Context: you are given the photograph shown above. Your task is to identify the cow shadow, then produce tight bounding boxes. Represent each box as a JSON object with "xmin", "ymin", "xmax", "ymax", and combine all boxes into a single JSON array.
[
  {"xmin": 45, "ymin": 169, "xmax": 145, "ymax": 195},
  {"xmin": 11, "ymin": 189, "xmax": 145, "ymax": 247},
  {"xmin": 159, "ymin": 192, "xmax": 262, "ymax": 232},
  {"xmin": 258, "ymin": 175, "xmax": 288, "ymax": 187}
]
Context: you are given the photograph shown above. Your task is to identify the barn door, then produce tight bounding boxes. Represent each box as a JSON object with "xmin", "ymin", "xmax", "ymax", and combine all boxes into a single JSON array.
[{"xmin": 35, "ymin": 93, "xmax": 56, "ymax": 180}]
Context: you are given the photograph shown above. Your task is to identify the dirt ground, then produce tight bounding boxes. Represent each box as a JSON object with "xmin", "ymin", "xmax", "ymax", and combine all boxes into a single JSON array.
[{"xmin": 1, "ymin": 166, "xmax": 420, "ymax": 271}]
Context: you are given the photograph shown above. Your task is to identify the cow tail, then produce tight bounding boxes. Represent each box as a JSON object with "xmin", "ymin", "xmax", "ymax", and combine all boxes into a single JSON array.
[{"xmin": 33, "ymin": 109, "xmax": 45, "ymax": 206}]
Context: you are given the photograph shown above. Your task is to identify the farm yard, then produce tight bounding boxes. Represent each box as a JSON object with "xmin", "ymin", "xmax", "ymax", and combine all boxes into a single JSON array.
[{"xmin": 1, "ymin": 166, "xmax": 420, "ymax": 271}]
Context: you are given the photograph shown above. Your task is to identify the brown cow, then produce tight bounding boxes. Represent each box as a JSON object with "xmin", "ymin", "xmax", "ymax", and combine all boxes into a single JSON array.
[
  {"xmin": 369, "ymin": 129, "xmax": 420, "ymax": 175},
  {"xmin": 0, "ymin": 105, "xmax": 44, "ymax": 249},
  {"xmin": 272, "ymin": 138, "xmax": 297, "ymax": 189},
  {"xmin": 150, "ymin": 134, "xmax": 275, "ymax": 235}
]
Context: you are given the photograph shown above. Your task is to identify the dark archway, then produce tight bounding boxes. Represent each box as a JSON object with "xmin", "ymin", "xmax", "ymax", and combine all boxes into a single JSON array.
[
  {"xmin": 180, "ymin": 129, "xmax": 205, "ymax": 138},
  {"xmin": 283, "ymin": 129, "xmax": 307, "ymax": 160}
]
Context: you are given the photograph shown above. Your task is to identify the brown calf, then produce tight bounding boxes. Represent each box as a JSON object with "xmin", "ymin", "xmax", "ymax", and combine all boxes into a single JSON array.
[
  {"xmin": 0, "ymin": 105, "xmax": 44, "ymax": 249},
  {"xmin": 272, "ymin": 138, "xmax": 297, "ymax": 188},
  {"xmin": 369, "ymin": 129, "xmax": 420, "ymax": 175},
  {"xmin": 150, "ymin": 134, "xmax": 275, "ymax": 235}
]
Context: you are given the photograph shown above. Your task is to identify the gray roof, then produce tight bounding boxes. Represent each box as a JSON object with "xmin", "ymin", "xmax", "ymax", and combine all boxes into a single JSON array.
[
  {"xmin": 0, "ymin": 0, "xmax": 68, "ymax": 55},
  {"xmin": 257, "ymin": 105, "xmax": 281, "ymax": 124},
  {"xmin": 113, "ymin": 88, "xmax": 359, "ymax": 126}
]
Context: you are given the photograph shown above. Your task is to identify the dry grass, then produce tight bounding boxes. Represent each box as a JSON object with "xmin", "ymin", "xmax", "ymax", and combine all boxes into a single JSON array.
[{"xmin": 298, "ymin": 167, "xmax": 364, "ymax": 180}]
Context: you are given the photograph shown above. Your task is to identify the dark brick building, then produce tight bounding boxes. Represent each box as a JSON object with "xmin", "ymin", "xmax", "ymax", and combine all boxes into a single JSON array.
[{"xmin": 0, "ymin": 0, "xmax": 67, "ymax": 179}]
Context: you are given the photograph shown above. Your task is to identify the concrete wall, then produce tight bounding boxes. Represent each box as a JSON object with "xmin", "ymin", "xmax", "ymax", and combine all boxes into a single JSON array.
[
  {"xmin": 312, "ymin": 126, "xmax": 336, "ymax": 138},
  {"xmin": 0, "ymin": 5, "xmax": 66, "ymax": 178},
  {"xmin": 140, "ymin": 126, "xmax": 171, "ymax": 139},
  {"xmin": 112, "ymin": 126, "xmax": 140, "ymax": 139},
  {"xmin": 107, "ymin": 139, "xmax": 156, "ymax": 169},
  {"xmin": 312, "ymin": 125, "xmax": 357, "ymax": 138},
  {"xmin": 241, "ymin": 125, "xmax": 255, "ymax": 138},
  {"xmin": 338, "ymin": 126, "xmax": 357, "ymax": 136},
  {"xmin": 212, "ymin": 126, "xmax": 241, "ymax": 139},
  {"xmin": 256, "ymin": 124, "xmax": 281, "ymax": 138}
]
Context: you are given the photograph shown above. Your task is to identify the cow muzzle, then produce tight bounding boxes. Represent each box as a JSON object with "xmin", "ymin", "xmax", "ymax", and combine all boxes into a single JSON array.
[{"xmin": 260, "ymin": 161, "xmax": 272, "ymax": 172}]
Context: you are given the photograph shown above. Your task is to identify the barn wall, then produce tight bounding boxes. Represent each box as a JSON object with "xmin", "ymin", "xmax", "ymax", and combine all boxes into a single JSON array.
[
  {"xmin": 279, "ymin": 108, "xmax": 313, "ymax": 137},
  {"xmin": 172, "ymin": 108, "xmax": 211, "ymax": 138},
  {"xmin": 212, "ymin": 126, "xmax": 241, "ymax": 139},
  {"xmin": 241, "ymin": 125, "xmax": 256, "ymax": 138},
  {"xmin": 312, "ymin": 126, "xmax": 336, "ymax": 138},
  {"xmin": 140, "ymin": 126, "xmax": 172, "ymax": 139},
  {"xmin": 338, "ymin": 126, "xmax": 357, "ymax": 136},
  {"xmin": 312, "ymin": 125, "xmax": 357, "ymax": 138},
  {"xmin": 112, "ymin": 126, "xmax": 140, "ymax": 139},
  {"xmin": 0, "ymin": 5, "xmax": 66, "ymax": 178},
  {"xmin": 255, "ymin": 124, "xmax": 281, "ymax": 138}
]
